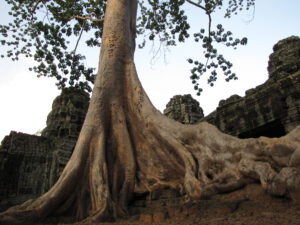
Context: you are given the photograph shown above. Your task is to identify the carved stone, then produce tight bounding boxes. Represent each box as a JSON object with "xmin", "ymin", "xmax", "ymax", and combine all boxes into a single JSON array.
[
  {"xmin": 42, "ymin": 87, "xmax": 90, "ymax": 138},
  {"xmin": 268, "ymin": 36, "xmax": 300, "ymax": 81},
  {"xmin": 0, "ymin": 132, "xmax": 53, "ymax": 210},
  {"xmin": 0, "ymin": 88, "xmax": 89, "ymax": 210},
  {"xmin": 1, "ymin": 36, "xmax": 300, "ymax": 212},
  {"xmin": 163, "ymin": 94, "xmax": 204, "ymax": 124},
  {"xmin": 164, "ymin": 36, "xmax": 300, "ymax": 138}
]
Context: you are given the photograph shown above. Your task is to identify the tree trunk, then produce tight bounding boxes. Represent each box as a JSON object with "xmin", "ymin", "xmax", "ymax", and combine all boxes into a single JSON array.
[{"xmin": 1, "ymin": 0, "xmax": 300, "ymax": 224}]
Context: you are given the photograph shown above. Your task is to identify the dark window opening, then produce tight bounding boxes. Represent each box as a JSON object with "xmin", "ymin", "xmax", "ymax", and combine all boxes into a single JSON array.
[{"xmin": 238, "ymin": 119, "xmax": 286, "ymax": 139}]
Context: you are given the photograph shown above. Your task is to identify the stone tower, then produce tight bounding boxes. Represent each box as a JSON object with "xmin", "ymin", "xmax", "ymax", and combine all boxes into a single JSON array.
[
  {"xmin": 163, "ymin": 94, "xmax": 204, "ymax": 124},
  {"xmin": 41, "ymin": 87, "xmax": 90, "ymax": 138}
]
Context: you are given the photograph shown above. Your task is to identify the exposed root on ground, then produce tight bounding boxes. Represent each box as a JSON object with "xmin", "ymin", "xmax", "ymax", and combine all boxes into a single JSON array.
[{"xmin": 1, "ymin": 0, "xmax": 300, "ymax": 223}]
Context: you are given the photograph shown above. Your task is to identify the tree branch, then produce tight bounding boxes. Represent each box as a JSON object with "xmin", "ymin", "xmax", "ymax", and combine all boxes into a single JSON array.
[
  {"xmin": 185, "ymin": 0, "xmax": 207, "ymax": 11},
  {"xmin": 73, "ymin": 20, "xmax": 86, "ymax": 56},
  {"xmin": 70, "ymin": 15, "xmax": 104, "ymax": 22},
  {"xmin": 185, "ymin": 0, "xmax": 212, "ymax": 35},
  {"xmin": 185, "ymin": 0, "xmax": 212, "ymax": 66},
  {"xmin": 30, "ymin": 0, "xmax": 43, "ymax": 14}
]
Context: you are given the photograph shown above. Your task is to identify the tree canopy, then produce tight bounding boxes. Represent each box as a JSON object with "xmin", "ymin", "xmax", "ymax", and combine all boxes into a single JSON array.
[{"xmin": 1, "ymin": 0, "xmax": 254, "ymax": 94}]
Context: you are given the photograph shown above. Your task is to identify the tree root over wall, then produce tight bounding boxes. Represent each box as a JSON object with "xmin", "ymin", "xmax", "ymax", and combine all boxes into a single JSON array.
[
  {"xmin": 1, "ymin": 60, "xmax": 300, "ymax": 225},
  {"xmin": 1, "ymin": 0, "xmax": 300, "ymax": 223}
]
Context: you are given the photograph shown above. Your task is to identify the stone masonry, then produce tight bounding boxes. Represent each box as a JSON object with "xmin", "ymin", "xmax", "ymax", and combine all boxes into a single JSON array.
[
  {"xmin": 0, "ymin": 87, "xmax": 89, "ymax": 210},
  {"xmin": 164, "ymin": 36, "xmax": 300, "ymax": 138},
  {"xmin": 163, "ymin": 94, "xmax": 204, "ymax": 124},
  {"xmin": 0, "ymin": 132, "xmax": 53, "ymax": 209},
  {"xmin": 42, "ymin": 87, "xmax": 90, "ymax": 139},
  {"xmin": 1, "ymin": 36, "xmax": 300, "ymax": 211}
]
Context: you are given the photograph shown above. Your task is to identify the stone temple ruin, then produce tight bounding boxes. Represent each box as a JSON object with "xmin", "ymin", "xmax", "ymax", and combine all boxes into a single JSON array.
[
  {"xmin": 164, "ymin": 36, "xmax": 300, "ymax": 138},
  {"xmin": 164, "ymin": 94, "xmax": 204, "ymax": 124},
  {"xmin": 0, "ymin": 36, "xmax": 300, "ymax": 210},
  {"xmin": 0, "ymin": 88, "xmax": 89, "ymax": 210}
]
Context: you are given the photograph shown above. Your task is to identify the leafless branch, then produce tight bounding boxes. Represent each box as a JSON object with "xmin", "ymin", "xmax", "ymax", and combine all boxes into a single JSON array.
[
  {"xmin": 73, "ymin": 20, "xmax": 86, "ymax": 56},
  {"xmin": 186, "ymin": 0, "xmax": 206, "ymax": 11},
  {"xmin": 30, "ymin": 0, "xmax": 43, "ymax": 15},
  {"xmin": 70, "ymin": 15, "xmax": 104, "ymax": 22},
  {"xmin": 185, "ymin": 0, "xmax": 212, "ymax": 66},
  {"xmin": 185, "ymin": 0, "xmax": 212, "ymax": 36}
]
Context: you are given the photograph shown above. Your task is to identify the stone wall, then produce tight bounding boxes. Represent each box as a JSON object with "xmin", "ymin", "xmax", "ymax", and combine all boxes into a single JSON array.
[
  {"xmin": 0, "ymin": 131, "xmax": 53, "ymax": 209},
  {"xmin": 164, "ymin": 36, "xmax": 300, "ymax": 138},
  {"xmin": 0, "ymin": 88, "xmax": 89, "ymax": 210},
  {"xmin": 1, "ymin": 36, "xmax": 299, "ymax": 211},
  {"xmin": 204, "ymin": 36, "xmax": 300, "ymax": 138},
  {"xmin": 204, "ymin": 71, "xmax": 300, "ymax": 138}
]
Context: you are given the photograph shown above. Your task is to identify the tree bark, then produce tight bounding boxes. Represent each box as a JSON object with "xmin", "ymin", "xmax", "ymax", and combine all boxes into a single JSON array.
[{"xmin": 1, "ymin": 0, "xmax": 300, "ymax": 224}]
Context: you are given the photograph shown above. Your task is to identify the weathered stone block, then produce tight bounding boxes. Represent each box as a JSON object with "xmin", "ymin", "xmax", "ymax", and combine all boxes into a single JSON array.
[
  {"xmin": 164, "ymin": 94, "xmax": 204, "ymax": 124},
  {"xmin": 42, "ymin": 87, "xmax": 89, "ymax": 138}
]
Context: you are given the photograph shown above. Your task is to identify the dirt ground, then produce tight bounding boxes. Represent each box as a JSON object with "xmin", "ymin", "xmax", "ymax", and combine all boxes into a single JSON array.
[{"xmin": 50, "ymin": 183, "xmax": 300, "ymax": 225}]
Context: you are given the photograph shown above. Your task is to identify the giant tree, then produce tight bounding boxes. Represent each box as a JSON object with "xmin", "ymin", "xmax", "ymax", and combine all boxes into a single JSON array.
[{"xmin": 1, "ymin": 0, "xmax": 300, "ymax": 224}]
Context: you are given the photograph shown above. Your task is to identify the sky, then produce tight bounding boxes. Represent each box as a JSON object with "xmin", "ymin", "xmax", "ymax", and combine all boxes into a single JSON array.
[{"xmin": 0, "ymin": 0, "xmax": 300, "ymax": 142}]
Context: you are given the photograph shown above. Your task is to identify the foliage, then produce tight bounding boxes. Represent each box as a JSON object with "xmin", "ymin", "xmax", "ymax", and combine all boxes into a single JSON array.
[
  {"xmin": 0, "ymin": 0, "xmax": 255, "ymax": 94},
  {"xmin": 137, "ymin": 0, "xmax": 254, "ymax": 95},
  {"xmin": 0, "ymin": 0, "xmax": 107, "ymax": 92}
]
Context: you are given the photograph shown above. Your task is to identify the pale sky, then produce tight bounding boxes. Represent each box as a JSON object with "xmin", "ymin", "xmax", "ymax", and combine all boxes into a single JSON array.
[{"xmin": 0, "ymin": 0, "xmax": 300, "ymax": 141}]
